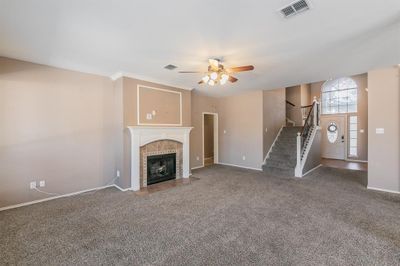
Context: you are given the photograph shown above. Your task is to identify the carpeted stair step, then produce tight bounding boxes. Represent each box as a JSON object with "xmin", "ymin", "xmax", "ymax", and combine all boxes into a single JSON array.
[{"xmin": 263, "ymin": 126, "xmax": 302, "ymax": 177}]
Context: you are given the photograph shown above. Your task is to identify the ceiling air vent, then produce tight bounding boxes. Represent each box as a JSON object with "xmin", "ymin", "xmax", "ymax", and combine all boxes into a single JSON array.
[
  {"xmin": 280, "ymin": 0, "xmax": 311, "ymax": 18},
  {"xmin": 164, "ymin": 64, "xmax": 177, "ymax": 70}
]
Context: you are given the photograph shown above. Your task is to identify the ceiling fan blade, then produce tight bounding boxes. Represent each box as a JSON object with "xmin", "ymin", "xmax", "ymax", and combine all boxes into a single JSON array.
[
  {"xmin": 228, "ymin": 76, "xmax": 238, "ymax": 83},
  {"xmin": 178, "ymin": 71, "xmax": 203, "ymax": 73},
  {"xmin": 198, "ymin": 80, "xmax": 204, "ymax": 84},
  {"xmin": 226, "ymin": 65, "xmax": 254, "ymax": 73}
]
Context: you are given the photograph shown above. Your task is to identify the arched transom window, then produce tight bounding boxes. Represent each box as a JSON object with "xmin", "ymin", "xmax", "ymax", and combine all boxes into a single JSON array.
[{"xmin": 321, "ymin": 77, "xmax": 358, "ymax": 114}]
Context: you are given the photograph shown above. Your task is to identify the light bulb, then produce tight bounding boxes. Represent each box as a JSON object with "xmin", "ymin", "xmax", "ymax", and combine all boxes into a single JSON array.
[
  {"xmin": 202, "ymin": 75, "xmax": 210, "ymax": 83},
  {"xmin": 221, "ymin": 74, "xmax": 229, "ymax": 81},
  {"xmin": 220, "ymin": 79, "xmax": 227, "ymax": 85},
  {"xmin": 208, "ymin": 79, "xmax": 215, "ymax": 86},
  {"xmin": 210, "ymin": 72, "xmax": 218, "ymax": 80}
]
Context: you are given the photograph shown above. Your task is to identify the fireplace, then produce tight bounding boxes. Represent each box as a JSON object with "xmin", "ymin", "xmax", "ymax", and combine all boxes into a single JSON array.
[
  {"xmin": 127, "ymin": 126, "xmax": 193, "ymax": 191},
  {"xmin": 147, "ymin": 153, "xmax": 176, "ymax": 185}
]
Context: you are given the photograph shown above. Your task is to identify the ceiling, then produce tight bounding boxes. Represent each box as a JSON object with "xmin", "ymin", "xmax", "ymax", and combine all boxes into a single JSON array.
[{"xmin": 0, "ymin": 0, "xmax": 399, "ymax": 97}]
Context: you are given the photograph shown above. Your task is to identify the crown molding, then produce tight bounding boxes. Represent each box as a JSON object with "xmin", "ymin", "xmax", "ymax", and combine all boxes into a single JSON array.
[{"xmin": 110, "ymin": 71, "xmax": 193, "ymax": 91}]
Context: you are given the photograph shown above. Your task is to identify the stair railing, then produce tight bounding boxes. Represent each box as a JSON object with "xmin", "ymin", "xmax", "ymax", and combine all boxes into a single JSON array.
[
  {"xmin": 300, "ymin": 104, "xmax": 313, "ymax": 125},
  {"xmin": 286, "ymin": 100, "xmax": 314, "ymax": 126},
  {"xmin": 295, "ymin": 97, "xmax": 320, "ymax": 177}
]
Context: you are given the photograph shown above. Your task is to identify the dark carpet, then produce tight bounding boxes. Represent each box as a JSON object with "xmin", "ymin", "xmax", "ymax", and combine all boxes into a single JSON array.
[{"xmin": 1, "ymin": 165, "xmax": 400, "ymax": 265}]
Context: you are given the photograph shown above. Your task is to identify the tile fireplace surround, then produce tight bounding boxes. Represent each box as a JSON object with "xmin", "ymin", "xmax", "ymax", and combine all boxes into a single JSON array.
[{"xmin": 127, "ymin": 126, "xmax": 193, "ymax": 191}]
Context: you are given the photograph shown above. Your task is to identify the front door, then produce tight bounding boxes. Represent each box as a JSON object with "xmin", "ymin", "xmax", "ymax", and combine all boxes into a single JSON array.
[{"xmin": 321, "ymin": 115, "xmax": 346, "ymax": 160}]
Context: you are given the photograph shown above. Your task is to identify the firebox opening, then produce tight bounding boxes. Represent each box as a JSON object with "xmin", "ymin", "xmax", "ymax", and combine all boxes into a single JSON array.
[{"xmin": 147, "ymin": 153, "xmax": 176, "ymax": 185}]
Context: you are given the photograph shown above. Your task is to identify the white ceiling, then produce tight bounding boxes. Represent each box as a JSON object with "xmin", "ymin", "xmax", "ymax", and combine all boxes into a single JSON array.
[{"xmin": 0, "ymin": 0, "xmax": 399, "ymax": 96}]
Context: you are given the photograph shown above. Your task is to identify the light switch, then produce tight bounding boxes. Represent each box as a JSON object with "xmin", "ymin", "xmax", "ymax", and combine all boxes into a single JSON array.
[
  {"xmin": 223, "ymin": 130, "xmax": 227, "ymax": 134},
  {"xmin": 360, "ymin": 129, "xmax": 364, "ymax": 133},
  {"xmin": 146, "ymin": 113, "xmax": 152, "ymax": 120},
  {"xmin": 376, "ymin": 128, "xmax": 384, "ymax": 134}
]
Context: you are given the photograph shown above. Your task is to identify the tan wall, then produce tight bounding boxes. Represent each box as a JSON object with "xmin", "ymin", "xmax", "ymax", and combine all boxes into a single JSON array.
[
  {"xmin": 263, "ymin": 88, "xmax": 286, "ymax": 159},
  {"xmin": 218, "ymin": 91, "xmax": 264, "ymax": 169},
  {"xmin": 190, "ymin": 91, "xmax": 218, "ymax": 169},
  {"xmin": 367, "ymin": 66, "xmax": 400, "ymax": 192},
  {"xmin": 122, "ymin": 77, "xmax": 191, "ymax": 127},
  {"xmin": 310, "ymin": 73, "xmax": 368, "ymax": 161},
  {"xmin": 286, "ymin": 86, "xmax": 302, "ymax": 125},
  {"xmin": 0, "ymin": 57, "xmax": 116, "ymax": 208},
  {"xmin": 137, "ymin": 85, "xmax": 182, "ymax": 125},
  {"xmin": 302, "ymin": 130, "xmax": 322, "ymax": 173},
  {"xmin": 300, "ymin": 84, "xmax": 311, "ymax": 106},
  {"xmin": 118, "ymin": 77, "xmax": 192, "ymax": 188}
]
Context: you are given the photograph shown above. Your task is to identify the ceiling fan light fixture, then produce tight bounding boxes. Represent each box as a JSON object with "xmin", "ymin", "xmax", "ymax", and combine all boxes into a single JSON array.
[
  {"xmin": 221, "ymin": 73, "xmax": 229, "ymax": 81},
  {"xmin": 220, "ymin": 79, "xmax": 227, "ymax": 85},
  {"xmin": 208, "ymin": 79, "xmax": 215, "ymax": 86},
  {"xmin": 210, "ymin": 72, "xmax": 218, "ymax": 80},
  {"xmin": 202, "ymin": 75, "xmax": 210, "ymax": 83}
]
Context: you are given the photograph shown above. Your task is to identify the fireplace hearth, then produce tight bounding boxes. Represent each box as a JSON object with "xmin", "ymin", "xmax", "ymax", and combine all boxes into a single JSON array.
[{"xmin": 147, "ymin": 153, "xmax": 176, "ymax": 185}]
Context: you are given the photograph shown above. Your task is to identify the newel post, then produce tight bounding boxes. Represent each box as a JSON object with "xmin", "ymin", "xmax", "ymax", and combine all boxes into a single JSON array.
[{"xmin": 295, "ymin": 132, "xmax": 302, "ymax": 177}]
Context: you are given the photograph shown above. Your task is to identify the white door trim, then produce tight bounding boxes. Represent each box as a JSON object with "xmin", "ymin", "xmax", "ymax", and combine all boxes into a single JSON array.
[{"xmin": 202, "ymin": 112, "xmax": 219, "ymax": 167}]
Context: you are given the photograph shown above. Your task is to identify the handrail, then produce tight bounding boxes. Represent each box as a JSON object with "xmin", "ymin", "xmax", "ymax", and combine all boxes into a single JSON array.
[
  {"xmin": 286, "ymin": 100, "xmax": 295, "ymax": 107},
  {"xmin": 286, "ymin": 100, "xmax": 313, "ymax": 109},
  {"xmin": 300, "ymin": 104, "xmax": 313, "ymax": 109},
  {"xmin": 301, "ymin": 103, "xmax": 315, "ymax": 137}
]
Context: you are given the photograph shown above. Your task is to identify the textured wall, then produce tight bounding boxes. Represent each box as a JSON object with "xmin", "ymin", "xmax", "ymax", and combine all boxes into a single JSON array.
[
  {"xmin": 218, "ymin": 91, "xmax": 264, "ymax": 169},
  {"xmin": 367, "ymin": 66, "xmax": 400, "ymax": 192},
  {"xmin": 263, "ymin": 88, "xmax": 286, "ymax": 159},
  {"xmin": 0, "ymin": 57, "xmax": 116, "ymax": 208}
]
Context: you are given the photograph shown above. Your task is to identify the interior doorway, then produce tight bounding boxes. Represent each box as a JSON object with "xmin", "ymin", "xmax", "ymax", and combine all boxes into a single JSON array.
[
  {"xmin": 202, "ymin": 112, "xmax": 218, "ymax": 167},
  {"xmin": 321, "ymin": 115, "xmax": 347, "ymax": 160}
]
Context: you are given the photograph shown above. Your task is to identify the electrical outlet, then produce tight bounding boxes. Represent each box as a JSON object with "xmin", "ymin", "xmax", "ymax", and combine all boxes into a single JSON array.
[
  {"xmin": 146, "ymin": 113, "xmax": 152, "ymax": 120},
  {"xmin": 196, "ymin": 156, "xmax": 200, "ymax": 161},
  {"xmin": 116, "ymin": 170, "xmax": 120, "ymax": 177},
  {"xmin": 39, "ymin": 180, "xmax": 45, "ymax": 187},
  {"xmin": 30, "ymin": 181, "xmax": 36, "ymax": 189},
  {"xmin": 242, "ymin": 156, "xmax": 246, "ymax": 161}
]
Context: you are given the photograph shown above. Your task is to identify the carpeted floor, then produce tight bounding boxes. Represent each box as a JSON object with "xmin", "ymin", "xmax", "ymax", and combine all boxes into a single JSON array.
[{"xmin": 1, "ymin": 165, "xmax": 400, "ymax": 265}]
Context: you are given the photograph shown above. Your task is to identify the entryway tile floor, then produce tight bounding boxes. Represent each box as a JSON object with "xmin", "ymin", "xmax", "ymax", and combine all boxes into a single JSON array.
[{"xmin": 321, "ymin": 158, "xmax": 367, "ymax": 171}]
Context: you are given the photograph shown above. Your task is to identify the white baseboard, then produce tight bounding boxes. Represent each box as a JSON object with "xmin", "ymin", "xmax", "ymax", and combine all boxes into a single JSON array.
[
  {"xmin": 217, "ymin": 162, "xmax": 262, "ymax": 171},
  {"xmin": 0, "ymin": 184, "xmax": 117, "ymax": 212},
  {"xmin": 367, "ymin": 186, "xmax": 400, "ymax": 194},
  {"xmin": 263, "ymin": 126, "xmax": 283, "ymax": 164},
  {"xmin": 191, "ymin": 165, "xmax": 204, "ymax": 170},
  {"xmin": 346, "ymin": 159, "xmax": 368, "ymax": 163},
  {"xmin": 302, "ymin": 164, "xmax": 322, "ymax": 177},
  {"xmin": 113, "ymin": 184, "xmax": 131, "ymax": 192}
]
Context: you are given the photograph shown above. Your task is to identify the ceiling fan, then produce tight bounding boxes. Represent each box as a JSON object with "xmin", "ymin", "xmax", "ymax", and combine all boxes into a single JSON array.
[{"xmin": 179, "ymin": 59, "xmax": 254, "ymax": 86}]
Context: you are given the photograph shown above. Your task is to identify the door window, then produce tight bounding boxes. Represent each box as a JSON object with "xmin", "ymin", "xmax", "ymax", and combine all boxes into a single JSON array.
[
  {"xmin": 349, "ymin": 116, "xmax": 358, "ymax": 157},
  {"xmin": 327, "ymin": 122, "xmax": 338, "ymax": 143}
]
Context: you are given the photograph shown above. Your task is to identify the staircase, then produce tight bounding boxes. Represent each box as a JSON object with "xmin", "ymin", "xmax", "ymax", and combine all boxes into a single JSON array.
[{"xmin": 262, "ymin": 126, "xmax": 303, "ymax": 176}]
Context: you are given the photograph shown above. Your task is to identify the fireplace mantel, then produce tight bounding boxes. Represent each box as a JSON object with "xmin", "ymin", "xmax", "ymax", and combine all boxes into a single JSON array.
[{"xmin": 127, "ymin": 126, "xmax": 193, "ymax": 191}]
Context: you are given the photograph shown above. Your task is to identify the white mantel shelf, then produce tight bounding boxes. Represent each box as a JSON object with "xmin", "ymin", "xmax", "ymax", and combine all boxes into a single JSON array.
[{"xmin": 127, "ymin": 126, "xmax": 193, "ymax": 191}]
